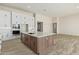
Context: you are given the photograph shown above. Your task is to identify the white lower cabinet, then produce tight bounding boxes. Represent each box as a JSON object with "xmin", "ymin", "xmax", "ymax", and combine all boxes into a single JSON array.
[{"xmin": 0, "ymin": 29, "xmax": 12, "ymax": 41}]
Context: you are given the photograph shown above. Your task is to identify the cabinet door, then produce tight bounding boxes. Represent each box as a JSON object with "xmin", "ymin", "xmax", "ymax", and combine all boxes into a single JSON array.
[
  {"xmin": 20, "ymin": 15, "xmax": 31, "ymax": 24},
  {"xmin": 28, "ymin": 17, "xmax": 35, "ymax": 33},
  {"xmin": 0, "ymin": 10, "xmax": 11, "ymax": 27},
  {"xmin": 30, "ymin": 36, "xmax": 37, "ymax": 52},
  {"xmin": 21, "ymin": 33, "xmax": 25, "ymax": 43},
  {"xmin": 38, "ymin": 37, "xmax": 48, "ymax": 52},
  {"xmin": 20, "ymin": 14, "xmax": 26, "ymax": 24},
  {"xmin": 12, "ymin": 12, "xmax": 21, "ymax": 24},
  {"xmin": 23, "ymin": 15, "xmax": 29, "ymax": 24},
  {"xmin": 25, "ymin": 35, "xmax": 30, "ymax": 47},
  {"xmin": 2, "ymin": 29, "xmax": 12, "ymax": 41}
]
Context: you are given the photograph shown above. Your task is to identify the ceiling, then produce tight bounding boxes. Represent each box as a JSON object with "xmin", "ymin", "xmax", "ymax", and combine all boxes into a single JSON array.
[{"xmin": 1, "ymin": 3, "xmax": 79, "ymax": 17}]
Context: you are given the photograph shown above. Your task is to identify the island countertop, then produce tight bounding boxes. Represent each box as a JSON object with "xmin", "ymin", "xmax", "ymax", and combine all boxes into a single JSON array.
[{"xmin": 21, "ymin": 32, "xmax": 56, "ymax": 38}]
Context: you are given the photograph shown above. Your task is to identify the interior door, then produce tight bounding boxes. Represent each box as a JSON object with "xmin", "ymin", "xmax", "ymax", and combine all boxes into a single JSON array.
[
  {"xmin": 37, "ymin": 22, "xmax": 43, "ymax": 32},
  {"xmin": 53, "ymin": 23, "xmax": 57, "ymax": 33}
]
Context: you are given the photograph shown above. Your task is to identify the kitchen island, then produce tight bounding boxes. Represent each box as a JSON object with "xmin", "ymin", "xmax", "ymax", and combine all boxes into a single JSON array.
[{"xmin": 21, "ymin": 32, "xmax": 56, "ymax": 54}]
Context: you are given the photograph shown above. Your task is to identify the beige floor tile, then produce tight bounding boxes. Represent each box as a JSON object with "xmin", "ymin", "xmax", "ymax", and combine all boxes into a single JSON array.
[{"xmin": 1, "ymin": 34, "xmax": 79, "ymax": 55}]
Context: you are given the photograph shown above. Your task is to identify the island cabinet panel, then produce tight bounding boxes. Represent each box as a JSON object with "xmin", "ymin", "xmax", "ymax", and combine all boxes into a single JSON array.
[
  {"xmin": 37, "ymin": 37, "xmax": 48, "ymax": 54},
  {"xmin": 37, "ymin": 36, "xmax": 54, "ymax": 54},
  {"xmin": 21, "ymin": 33, "xmax": 30, "ymax": 47},
  {"xmin": 21, "ymin": 33, "xmax": 54, "ymax": 54},
  {"xmin": 30, "ymin": 36, "xmax": 37, "ymax": 53},
  {"xmin": 21, "ymin": 33, "xmax": 38, "ymax": 54},
  {"xmin": 25, "ymin": 35, "xmax": 30, "ymax": 47},
  {"xmin": 21, "ymin": 33, "xmax": 25, "ymax": 43}
]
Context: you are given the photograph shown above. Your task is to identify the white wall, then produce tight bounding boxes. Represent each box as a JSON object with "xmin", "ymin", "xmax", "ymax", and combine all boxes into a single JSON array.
[{"xmin": 59, "ymin": 14, "xmax": 79, "ymax": 36}]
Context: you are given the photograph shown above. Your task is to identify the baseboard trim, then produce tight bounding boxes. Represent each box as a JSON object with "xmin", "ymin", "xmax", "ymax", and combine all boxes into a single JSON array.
[{"xmin": 58, "ymin": 33, "xmax": 79, "ymax": 36}]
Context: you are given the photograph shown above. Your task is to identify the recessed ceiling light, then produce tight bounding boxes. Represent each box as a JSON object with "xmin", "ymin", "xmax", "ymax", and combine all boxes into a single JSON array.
[{"xmin": 27, "ymin": 5, "xmax": 31, "ymax": 8}]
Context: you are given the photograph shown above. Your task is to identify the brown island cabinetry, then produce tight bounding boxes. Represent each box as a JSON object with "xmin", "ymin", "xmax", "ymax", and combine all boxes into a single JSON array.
[{"xmin": 21, "ymin": 32, "xmax": 55, "ymax": 54}]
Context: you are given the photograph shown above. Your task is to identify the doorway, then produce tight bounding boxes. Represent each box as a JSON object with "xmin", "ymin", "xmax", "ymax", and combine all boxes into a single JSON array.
[
  {"xmin": 37, "ymin": 22, "xmax": 43, "ymax": 32},
  {"xmin": 53, "ymin": 23, "xmax": 57, "ymax": 33}
]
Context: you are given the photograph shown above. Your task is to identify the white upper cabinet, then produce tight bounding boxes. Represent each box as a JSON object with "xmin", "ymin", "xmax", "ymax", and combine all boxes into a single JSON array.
[
  {"xmin": 28, "ymin": 16, "xmax": 34, "ymax": 27},
  {"xmin": 12, "ymin": 12, "xmax": 21, "ymax": 24},
  {"xmin": 20, "ymin": 14, "xmax": 35, "ymax": 33},
  {"xmin": 27, "ymin": 16, "xmax": 34, "ymax": 33},
  {"xmin": 20, "ymin": 14, "xmax": 27, "ymax": 24},
  {"xmin": 12, "ymin": 11, "xmax": 35, "ymax": 33},
  {"xmin": 0, "ymin": 10, "xmax": 11, "ymax": 27}
]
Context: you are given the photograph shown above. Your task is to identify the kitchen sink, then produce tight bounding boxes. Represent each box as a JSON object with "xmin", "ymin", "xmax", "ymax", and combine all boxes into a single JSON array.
[{"xmin": 28, "ymin": 33, "xmax": 34, "ymax": 34}]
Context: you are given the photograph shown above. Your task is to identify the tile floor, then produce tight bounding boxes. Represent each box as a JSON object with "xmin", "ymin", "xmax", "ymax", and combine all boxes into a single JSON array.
[
  {"xmin": 2, "ymin": 39, "xmax": 36, "ymax": 55},
  {"xmin": 1, "ymin": 34, "xmax": 79, "ymax": 55}
]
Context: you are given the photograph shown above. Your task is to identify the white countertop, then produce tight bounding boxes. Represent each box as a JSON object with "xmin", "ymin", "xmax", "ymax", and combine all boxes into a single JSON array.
[{"xmin": 21, "ymin": 32, "xmax": 56, "ymax": 38}]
